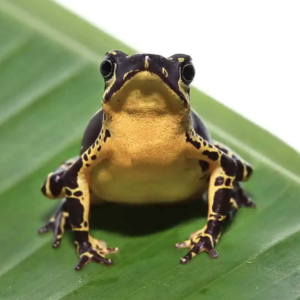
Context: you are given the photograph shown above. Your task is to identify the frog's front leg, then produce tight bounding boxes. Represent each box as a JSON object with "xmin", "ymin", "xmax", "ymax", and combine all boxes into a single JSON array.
[
  {"xmin": 176, "ymin": 130, "xmax": 238, "ymax": 263},
  {"xmin": 64, "ymin": 129, "xmax": 119, "ymax": 271}
]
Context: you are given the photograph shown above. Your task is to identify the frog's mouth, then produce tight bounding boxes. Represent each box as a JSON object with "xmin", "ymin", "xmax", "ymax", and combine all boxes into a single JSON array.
[
  {"xmin": 104, "ymin": 70, "xmax": 189, "ymax": 115},
  {"xmin": 103, "ymin": 55, "xmax": 189, "ymax": 106}
]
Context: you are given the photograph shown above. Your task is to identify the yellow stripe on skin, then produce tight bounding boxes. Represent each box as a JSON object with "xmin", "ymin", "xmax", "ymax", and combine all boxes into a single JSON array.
[
  {"xmin": 45, "ymin": 173, "xmax": 54, "ymax": 198},
  {"xmin": 45, "ymin": 172, "xmax": 65, "ymax": 199},
  {"xmin": 178, "ymin": 79, "xmax": 190, "ymax": 104},
  {"xmin": 178, "ymin": 58, "xmax": 185, "ymax": 62},
  {"xmin": 215, "ymin": 232, "xmax": 222, "ymax": 244},
  {"xmin": 230, "ymin": 198, "xmax": 239, "ymax": 210},
  {"xmin": 144, "ymin": 56, "xmax": 149, "ymax": 69},
  {"xmin": 108, "ymin": 50, "xmax": 117, "ymax": 55},
  {"xmin": 103, "ymin": 67, "xmax": 117, "ymax": 100},
  {"xmin": 208, "ymin": 213, "xmax": 226, "ymax": 222},
  {"xmin": 162, "ymin": 67, "xmax": 168, "ymax": 77},
  {"xmin": 201, "ymin": 233, "xmax": 214, "ymax": 246},
  {"xmin": 123, "ymin": 69, "xmax": 138, "ymax": 80}
]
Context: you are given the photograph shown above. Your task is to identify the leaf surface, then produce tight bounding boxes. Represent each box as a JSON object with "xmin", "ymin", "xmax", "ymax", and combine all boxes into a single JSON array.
[{"xmin": 0, "ymin": 1, "xmax": 299, "ymax": 299}]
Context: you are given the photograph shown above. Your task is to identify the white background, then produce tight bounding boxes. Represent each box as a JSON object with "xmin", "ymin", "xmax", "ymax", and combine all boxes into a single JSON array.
[{"xmin": 55, "ymin": 0, "xmax": 300, "ymax": 152}]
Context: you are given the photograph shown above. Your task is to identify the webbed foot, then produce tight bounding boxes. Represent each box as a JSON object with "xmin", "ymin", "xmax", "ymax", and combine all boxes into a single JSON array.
[
  {"xmin": 38, "ymin": 199, "xmax": 69, "ymax": 248},
  {"xmin": 75, "ymin": 236, "xmax": 119, "ymax": 271}
]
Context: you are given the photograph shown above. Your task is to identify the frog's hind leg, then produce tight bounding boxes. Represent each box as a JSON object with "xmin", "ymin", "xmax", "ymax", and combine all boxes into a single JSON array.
[
  {"xmin": 38, "ymin": 156, "xmax": 78, "ymax": 247},
  {"xmin": 213, "ymin": 141, "xmax": 255, "ymax": 208},
  {"xmin": 38, "ymin": 198, "xmax": 69, "ymax": 248}
]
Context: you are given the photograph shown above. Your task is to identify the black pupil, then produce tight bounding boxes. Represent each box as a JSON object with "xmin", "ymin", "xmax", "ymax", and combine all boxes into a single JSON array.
[
  {"xmin": 182, "ymin": 64, "xmax": 195, "ymax": 82},
  {"xmin": 100, "ymin": 60, "xmax": 113, "ymax": 77}
]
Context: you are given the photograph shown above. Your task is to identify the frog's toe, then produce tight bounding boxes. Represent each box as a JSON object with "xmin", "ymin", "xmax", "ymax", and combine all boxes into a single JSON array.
[
  {"xmin": 243, "ymin": 196, "xmax": 256, "ymax": 208},
  {"xmin": 38, "ymin": 211, "xmax": 69, "ymax": 248},
  {"xmin": 75, "ymin": 237, "xmax": 119, "ymax": 271},
  {"xmin": 178, "ymin": 235, "xmax": 218, "ymax": 264},
  {"xmin": 175, "ymin": 239, "xmax": 191, "ymax": 249},
  {"xmin": 38, "ymin": 221, "xmax": 55, "ymax": 234}
]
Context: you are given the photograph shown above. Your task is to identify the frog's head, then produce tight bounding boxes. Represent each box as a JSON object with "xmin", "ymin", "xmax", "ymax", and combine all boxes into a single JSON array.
[{"xmin": 99, "ymin": 50, "xmax": 195, "ymax": 114}]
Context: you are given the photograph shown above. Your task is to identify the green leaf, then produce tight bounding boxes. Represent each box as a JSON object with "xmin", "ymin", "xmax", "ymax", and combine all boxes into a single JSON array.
[{"xmin": 0, "ymin": 0, "xmax": 299, "ymax": 299}]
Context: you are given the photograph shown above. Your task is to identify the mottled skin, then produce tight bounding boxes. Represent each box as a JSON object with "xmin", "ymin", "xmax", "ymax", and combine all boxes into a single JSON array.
[{"xmin": 39, "ymin": 50, "xmax": 255, "ymax": 270}]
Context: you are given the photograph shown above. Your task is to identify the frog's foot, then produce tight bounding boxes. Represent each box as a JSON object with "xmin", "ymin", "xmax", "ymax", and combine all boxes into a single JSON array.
[
  {"xmin": 234, "ymin": 182, "xmax": 256, "ymax": 208},
  {"xmin": 75, "ymin": 236, "xmax": 119, "ymax": 271},
  {"xmin": 227, "ymin": 182, "xmax": 256, "ymax": 223},
  {"xmin": 175, "ymin": 229, "xmax": 218, "ymax": 263},
  {"xmin": 38, "ymin": 200, "xmax": 69, "ymax": 248}
]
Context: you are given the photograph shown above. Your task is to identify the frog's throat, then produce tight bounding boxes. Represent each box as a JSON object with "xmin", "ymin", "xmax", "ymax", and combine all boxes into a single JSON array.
[{"xmin": 102, "ymin": 71, "xmax": 190, "ymax": 116}]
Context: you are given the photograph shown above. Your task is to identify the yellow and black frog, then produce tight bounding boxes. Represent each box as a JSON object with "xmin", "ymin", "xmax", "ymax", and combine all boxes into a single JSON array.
[{"xmin": 38, "ymin": 50, "xmax": 255, "ymax": 270}]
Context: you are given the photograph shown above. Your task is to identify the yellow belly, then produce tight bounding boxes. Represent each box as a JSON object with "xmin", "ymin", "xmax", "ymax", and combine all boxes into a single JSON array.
[{"xmin": 89, "ymin": 136, "xmax": 208, "ymax": 205}]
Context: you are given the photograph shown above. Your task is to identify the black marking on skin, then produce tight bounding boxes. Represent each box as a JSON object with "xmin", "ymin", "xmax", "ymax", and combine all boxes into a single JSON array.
[
  {"xmin": 205, "ymin": 220, "xmax": 222, "ymax": 239},
  {"xmin": 66, "ymin": 198, "xmax": 84, "ymax": 229},
  {"xmin": 215, "ymin": 176, "xmax": 224, "ymax": 186},
  {"xmin": 199, "ymin": 160, "xmax": 209, "ymax": 173},
  {"xmin": 88, "ymin": 148, "xmax": 91, "ymax": 155},
  {"xmin": 96, "ymin": 140, "xmax": 99, "ymax": 145},
  {"xmin": 56, "ymin": 218, "xmax": 63, "ymax": 236},
  {"xmin": 203, "ymin": 150, "xmax": 219, "ymax": 161},
  {"xmin": 225, "ymin": 178, "xmax": 231, "ymax": 186},
  {"xmin": 236, "ymin": 160, "xmax": 244, "ymax": 181},
  {"xmin": 185, "ymin": 132, "xmax": 200, "ymax": 149},
  {"xmin": 203, "ymin": 141, "xmax": 207, "ymax": 147},
  {"xmin": 74, "ymin": 231, "xmax": 89, "ymax": 249},
  {"xmin": 103, "ymin": 113, "xmax": 107, "ymax": 120},
  {"xmin": 74, "ymin": 191, "xmax": 83, "ymax": 197},
  {"xmin": 65, "ymin": 188, "xmax": 72, "ymax": 196},
  {"xmin": 49, "ymin": 173, "xmax": 64, "ymax": 197},
  {"xmin": 86, "ymin": 164, "xmax": 90, "ymax": 167},
  {"xmin": 246, "ymin": 164, "xmax": 253, "ymax": 178},
  {"xmin": 97, "ymin": 146, "xmax": 102, "ymax": 151},
  {"xmin": 104, "ymin": 129, "xmax": 111, "ymax": 142},
  {"xmin": 41, "ymin": 183, "xmax": 46, "ymax": 195},
  {"xmin": 91, "ymin": 155, "xmax": 97, "ymax": 160},
  {"xmin": 84, "ymin": 221, "xmax": 88, "ymax": 227},
  {"xmin": 220, "ymin": 155, "xmax": 236, "ymax": 177},
  {"xmin": 64, "ymin": 159, "xmax": 83, "ymax": 190},
  {"xmin": 83, "ymin": 154, "xmax": 88, "ymax": 161},
  {"xmin": 216, "ymin": 145, "xmax": 227, "ymax": 154},
  {"xmin": 212, "ymin": 188, "xmax": 232, "ymax": 216}
]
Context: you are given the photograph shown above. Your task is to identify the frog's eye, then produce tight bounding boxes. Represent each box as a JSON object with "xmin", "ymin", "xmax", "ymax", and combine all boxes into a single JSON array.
[
  {"xmin": 181, "ymin": 63, "xmax": 195, "ymax": 85},
  {"xmin": 100, "ymin": 59, "xmax": 115, "ymax": 80}
]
